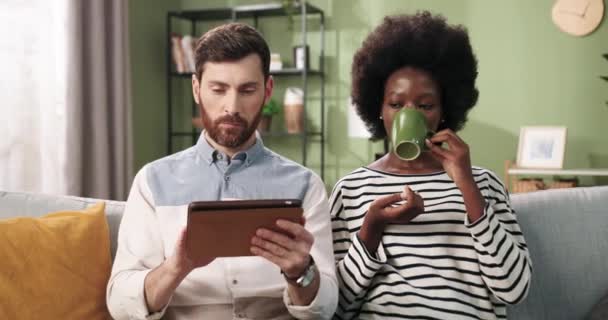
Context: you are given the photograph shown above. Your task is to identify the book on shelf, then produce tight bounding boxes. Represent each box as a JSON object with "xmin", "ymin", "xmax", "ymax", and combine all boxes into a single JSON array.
[
  {"xmin": 181, "ymin": 35, "xmax": 196, "ymax": 73},
  {"xmin": 170, "ymin": 33, "xmax": 185, "ymax": 73},
  {"xmin": 171, "ymin": 33, "xmax": 196, "ymax": 74}
]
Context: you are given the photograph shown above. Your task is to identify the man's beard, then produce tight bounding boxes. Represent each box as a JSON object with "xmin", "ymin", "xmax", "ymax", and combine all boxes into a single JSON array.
[{"xmin": 199, "ymin": 102, "xmax": 263, "ymax": 148}]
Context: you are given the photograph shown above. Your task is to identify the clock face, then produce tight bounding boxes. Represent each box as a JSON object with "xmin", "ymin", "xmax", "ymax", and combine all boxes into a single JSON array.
[{"xmin": 552, "ymin": 0, "xmax": 605, "ymax": 36}]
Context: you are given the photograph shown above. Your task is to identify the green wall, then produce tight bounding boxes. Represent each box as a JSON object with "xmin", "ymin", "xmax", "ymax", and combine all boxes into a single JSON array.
[
  {"xmin": 130, "ymin": 0, "xmax": 608, "ymax": 189},
  {"xmin": 129, "ymin": 0, "xmax": 176, "ymax": 173}
]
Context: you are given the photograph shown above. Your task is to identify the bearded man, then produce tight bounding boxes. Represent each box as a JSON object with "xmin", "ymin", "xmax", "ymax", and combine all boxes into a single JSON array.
[{"xmin": 106, "ymin": 23, "xmax": 337, "ymax": 320}]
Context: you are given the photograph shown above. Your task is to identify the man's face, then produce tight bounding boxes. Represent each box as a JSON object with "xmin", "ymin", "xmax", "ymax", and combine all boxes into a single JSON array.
[{"xmin": 192, "ymin": 53, "xmax": 273, "ymax": 148}]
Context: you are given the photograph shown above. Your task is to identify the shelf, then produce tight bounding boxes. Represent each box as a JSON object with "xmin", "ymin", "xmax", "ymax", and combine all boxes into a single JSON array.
[
  {"xmin": 270, "ymin": 68, "xmax": 323, "ymax": 76},
  {"xmin": 167, "ymin": 3, "xmax": 326, "ymax": 179},
  {"xmin": 171, "ymin": 69, "xmax": 323, "ymax": 78},
  {"xmin": 168, "ymin": 8, "xmax": 232, "ymax": 21},
  {"xmin": 504, "ymin": 160, "xmax": 608, "ymax": 193},
  {"xmin": 233, "ymin": 2, "xmax": 323, "ymax": 17},
  {"xmin": 507, "ymin": 168, "xmax": 608, "ymax": 176},
  {"xmin": 168, "ymin": 3, "xmax": 323, "ymax": 21}
]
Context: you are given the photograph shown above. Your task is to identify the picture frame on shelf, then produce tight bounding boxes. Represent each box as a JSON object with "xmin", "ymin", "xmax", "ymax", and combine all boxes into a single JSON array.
[
  {"xmin": 293, "ymin": 45, "xmax": 309, "ymax": 70},
  {"xmin": 516, "ymin": 126, "xmax": 567, "ymax": 169}
]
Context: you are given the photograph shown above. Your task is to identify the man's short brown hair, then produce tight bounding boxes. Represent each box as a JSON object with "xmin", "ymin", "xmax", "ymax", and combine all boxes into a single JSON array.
[{"xmin": 194, "ymin": 23, "xmax": 270, "ymax": 81}]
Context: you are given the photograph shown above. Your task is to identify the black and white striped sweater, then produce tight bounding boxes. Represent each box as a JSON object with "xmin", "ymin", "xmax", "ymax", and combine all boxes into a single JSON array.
[{"xmin": 330, "ymin": 167, "xmax": 532, "ymax": 320}]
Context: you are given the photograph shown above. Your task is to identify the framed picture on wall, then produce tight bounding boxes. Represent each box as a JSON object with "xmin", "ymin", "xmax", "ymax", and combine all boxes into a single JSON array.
[{"xmin": 516, "ymin": 126, "xmax": 567, "ymax": 169}]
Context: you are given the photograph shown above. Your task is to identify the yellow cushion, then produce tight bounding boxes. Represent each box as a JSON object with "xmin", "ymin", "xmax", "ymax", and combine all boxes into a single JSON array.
[{"xmin": 0, "ymin": 202, "xmax": 112, "ymax": 320}]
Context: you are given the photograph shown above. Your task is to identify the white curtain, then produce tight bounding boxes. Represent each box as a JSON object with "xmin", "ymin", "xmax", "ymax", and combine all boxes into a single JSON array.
[
  {"xmin": 0, "ymin": 0, "xmax": 69, "ymax": 194},
  {"xmin": 0, "ymin": 0, "xmax": 133, "ymax": 200}
]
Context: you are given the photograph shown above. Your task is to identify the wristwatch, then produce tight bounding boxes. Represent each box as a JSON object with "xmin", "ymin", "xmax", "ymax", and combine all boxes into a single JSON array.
[{"xmin": 282, "ymin": 255, "xmax": 316, "ymax": 288}]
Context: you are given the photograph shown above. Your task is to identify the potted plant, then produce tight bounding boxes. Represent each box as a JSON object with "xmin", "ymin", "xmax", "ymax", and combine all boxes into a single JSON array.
[
  {"xmin": 258, "ymin": 98, "xmax": 280, "ymax": 132},
  {"xmin": 282, "ymin": 0, "xmax": 299, "ymax": 31}
]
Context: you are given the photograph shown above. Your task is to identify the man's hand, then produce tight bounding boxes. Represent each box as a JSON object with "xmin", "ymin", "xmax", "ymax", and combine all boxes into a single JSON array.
[
  {"xmin": 144, "ymin": 227, "xmax": 214, "ymax": 313},
  {"xmin": 166, "ymin": 227, "xmax": 214, "ymax": 276},
  {"xmin": 250, "ymin": 219, "xmax": 320, "ymax": 306},
  {"xmin": 250, "ymin": 220, "xmax": 313, "ymax": 279}
]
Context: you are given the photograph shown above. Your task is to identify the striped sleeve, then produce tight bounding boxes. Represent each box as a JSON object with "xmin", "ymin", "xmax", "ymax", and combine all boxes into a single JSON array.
[
  {"xmin": 465, "ymin": 170, "xmax": 532, "ymax": 304},
  {"xmin": 329, "ymin": 181, "xmax": 387, "ymax": 319}
]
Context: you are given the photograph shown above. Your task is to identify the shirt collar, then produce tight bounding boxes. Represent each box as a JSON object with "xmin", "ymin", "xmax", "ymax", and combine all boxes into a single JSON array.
[{"xmin": 196, "ymin": 131, "xmax": 265, "ymax": 166}]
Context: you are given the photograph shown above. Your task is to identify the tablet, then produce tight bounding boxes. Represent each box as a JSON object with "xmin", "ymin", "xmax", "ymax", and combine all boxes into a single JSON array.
[{"xmin": 186, "ymin": 199, "xmax": 303, "ymax": 263}]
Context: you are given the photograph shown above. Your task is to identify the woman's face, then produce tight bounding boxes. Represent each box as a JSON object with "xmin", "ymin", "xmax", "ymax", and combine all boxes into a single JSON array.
[{"xmin": 381, "ymin": 67, "xmax": 443, "ymax": 137}]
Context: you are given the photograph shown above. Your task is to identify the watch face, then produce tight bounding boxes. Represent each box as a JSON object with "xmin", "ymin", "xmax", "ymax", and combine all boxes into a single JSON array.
[
  {"xmin": 295, "ymin": 258, "xmax": 316, "ymax": 288},
  {"xmin": 296, "ymin": 264, "xmax": 315, "ymax": 287},
  {"xmin": 552, "ymin": 0, "xmax": 605, "ymax": 36}
]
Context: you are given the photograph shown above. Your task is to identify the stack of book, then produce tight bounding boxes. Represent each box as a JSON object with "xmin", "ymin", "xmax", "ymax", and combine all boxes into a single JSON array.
[{"xmin": 171, "ymin": 33, "xmax": 196, "ymax": 74}]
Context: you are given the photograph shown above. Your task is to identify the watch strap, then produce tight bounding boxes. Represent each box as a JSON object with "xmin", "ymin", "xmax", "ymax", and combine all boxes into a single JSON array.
[{"xmin": 282, "ymin": 255, "xmax": 316, "ymax": 287}]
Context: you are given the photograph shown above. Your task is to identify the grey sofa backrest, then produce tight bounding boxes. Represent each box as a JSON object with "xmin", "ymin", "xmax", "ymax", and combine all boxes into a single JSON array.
[
  {"xmin": 0, "ymin": 191, "xmax": 125, "ymax": 261},
  {"xmin": 508, "ymin": 186, "xmax": 608, "ymax": 320},
  {"xmin": 2, "ymin": 187, "xmax": 608, "ymax": 319}
]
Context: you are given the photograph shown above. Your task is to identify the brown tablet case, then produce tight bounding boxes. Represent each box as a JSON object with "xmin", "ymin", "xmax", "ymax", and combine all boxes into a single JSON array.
[{"xmin": 186, "ymin": 199, "xmax": 303, "ymax": 263}]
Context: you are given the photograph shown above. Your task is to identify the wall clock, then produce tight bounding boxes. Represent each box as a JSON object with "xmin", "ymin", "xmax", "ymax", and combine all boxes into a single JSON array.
[{"xmin": 552, "ymin": 0, "xmax": 604, "ymax": 36}]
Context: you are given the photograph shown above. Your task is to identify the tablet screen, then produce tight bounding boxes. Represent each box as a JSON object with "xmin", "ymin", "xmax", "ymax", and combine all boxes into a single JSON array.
[{"xmin": 186, "ymin": 199, "xmax": 303, "ymax": 263}]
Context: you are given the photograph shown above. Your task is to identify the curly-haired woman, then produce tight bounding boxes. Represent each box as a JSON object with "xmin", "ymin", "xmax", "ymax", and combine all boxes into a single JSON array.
[{"xmin": 330, "ymin": 12, "xmax": 532, "ymax": 319}]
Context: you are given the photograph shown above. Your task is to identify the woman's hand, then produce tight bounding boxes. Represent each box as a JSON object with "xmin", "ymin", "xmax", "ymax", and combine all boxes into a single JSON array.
[
  {"xmin": 426, "ymin": 129, "xmax": 474, "ymax": 185},
  {"xmin": 359, "ymin": 186, "xmax": 424, "ymax": 253},
  {"xmin": 426, "ymin": 129, "xmax": 486, "ymax": 223},
  {"xmin": 367, "ymin": 186, "xmax": 424, "ymax": 226}
]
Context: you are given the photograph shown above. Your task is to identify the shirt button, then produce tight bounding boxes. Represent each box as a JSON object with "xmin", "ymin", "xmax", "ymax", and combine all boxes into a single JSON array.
[
  {"xmin": 225, "ymin": 176, "xmax": 230, "ymax": 182},
  {"xmin": 232, "ymin": 279, "xmax": 238, "ymax": 285}
]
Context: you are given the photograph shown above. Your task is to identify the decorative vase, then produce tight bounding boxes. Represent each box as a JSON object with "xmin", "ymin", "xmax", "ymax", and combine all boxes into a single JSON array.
[{"xmin": 283, "ymin": 87, "xmax": 304, "ymax": 134}]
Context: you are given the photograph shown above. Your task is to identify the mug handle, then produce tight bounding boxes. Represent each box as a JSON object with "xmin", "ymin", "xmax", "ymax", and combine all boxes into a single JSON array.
[{"xmin": 425, "ymin": 131, "xmax": 443, "ymax": 148}]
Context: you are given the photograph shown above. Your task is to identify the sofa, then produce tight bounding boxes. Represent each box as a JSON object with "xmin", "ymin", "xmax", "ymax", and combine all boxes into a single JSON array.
[{"xmin": 1, "ymin": 186, "xmax": 607, "ymax": 319}]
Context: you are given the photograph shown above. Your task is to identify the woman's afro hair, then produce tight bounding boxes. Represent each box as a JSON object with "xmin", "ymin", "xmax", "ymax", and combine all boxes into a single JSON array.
[{"xmin": 351, "ymin": 11, "xmax": 479, "ymax": 139}]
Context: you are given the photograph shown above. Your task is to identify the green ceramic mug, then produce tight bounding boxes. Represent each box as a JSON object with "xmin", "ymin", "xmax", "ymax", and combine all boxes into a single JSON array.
[{"xmin": 391, "ymin": 108, "xmax": 434, "ymax": 161}]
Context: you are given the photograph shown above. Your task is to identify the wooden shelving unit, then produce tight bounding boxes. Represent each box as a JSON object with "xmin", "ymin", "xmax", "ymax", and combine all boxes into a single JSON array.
[{"xmin": 504, "ymin": 160, "xmax": 608, "ymax": 192}]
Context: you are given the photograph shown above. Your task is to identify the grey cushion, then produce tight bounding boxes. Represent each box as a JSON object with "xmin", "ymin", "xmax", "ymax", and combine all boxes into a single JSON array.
[
  {"xmin": 0, "ymin": 191, "xmax": 125, "ymax": 261},
  {"xmin": 507, "ymin": 186, "xmax": 608, "ymax": 320}
]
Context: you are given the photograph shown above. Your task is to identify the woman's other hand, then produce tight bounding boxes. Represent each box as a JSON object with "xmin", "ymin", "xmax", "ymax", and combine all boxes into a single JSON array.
[
  {"xmin": 426, "ymin": 129, "xmax": 485, "ymax": 223},
  {"xmin": 426, "ymin": 129, "xmax": 474, "ymax": 186}
]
